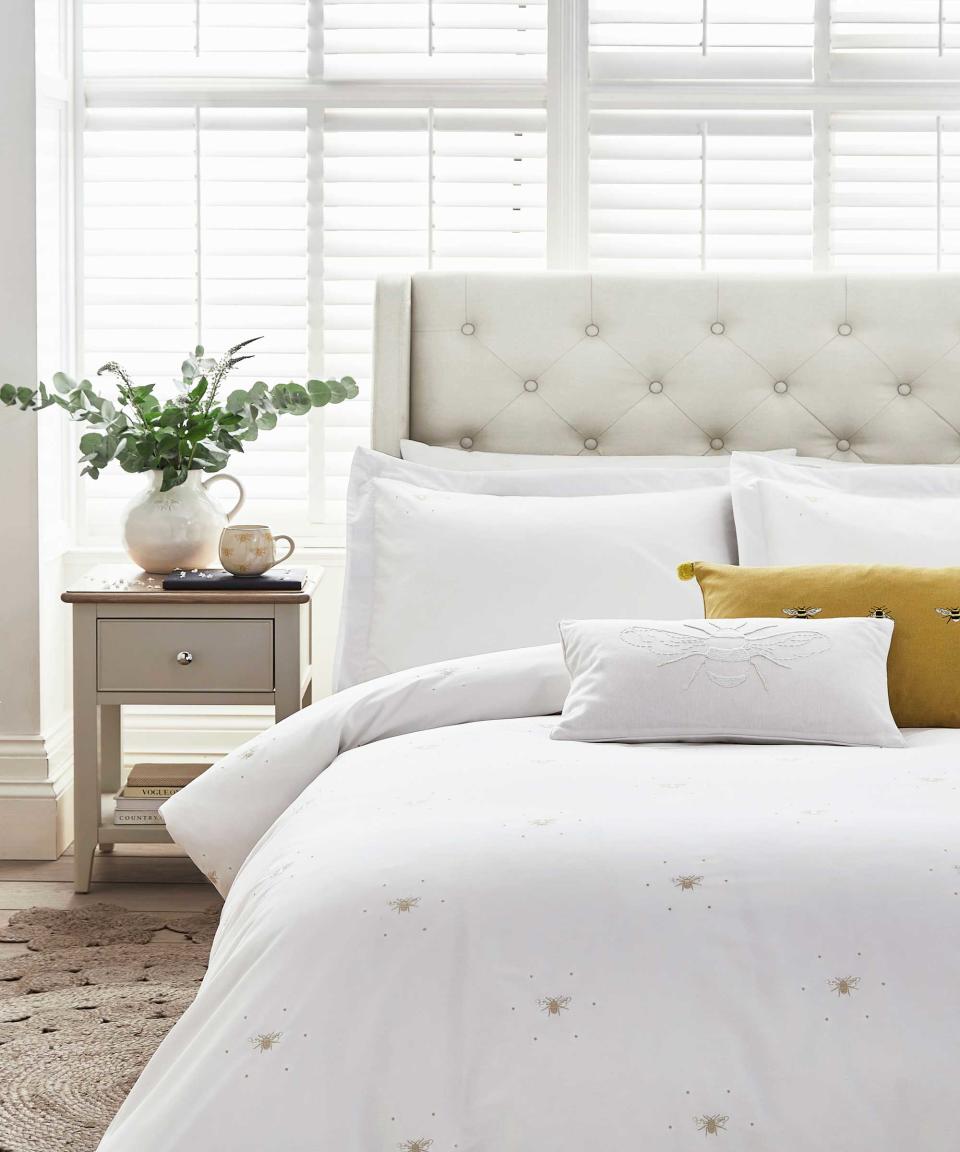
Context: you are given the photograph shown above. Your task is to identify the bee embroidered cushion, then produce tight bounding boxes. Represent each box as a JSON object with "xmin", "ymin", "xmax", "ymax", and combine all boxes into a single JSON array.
[
  {"xmin": 684, "ymin": 561, "xmax": 960, "ymax": 728},
  {"xmin": 552, "ymin": 617, "xmax": 902, "ymax": 747}
]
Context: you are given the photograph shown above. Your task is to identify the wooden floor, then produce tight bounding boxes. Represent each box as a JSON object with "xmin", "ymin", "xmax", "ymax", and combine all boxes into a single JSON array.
[{"xmin": 0, "ymin": 844, "xmax": 221, "ymax": 960}]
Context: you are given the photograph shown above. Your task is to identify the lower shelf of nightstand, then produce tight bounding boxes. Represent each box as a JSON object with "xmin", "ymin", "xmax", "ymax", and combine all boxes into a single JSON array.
[{"xmin": 99, "ymin": 793, "xmax": 173, "ymax": 845}]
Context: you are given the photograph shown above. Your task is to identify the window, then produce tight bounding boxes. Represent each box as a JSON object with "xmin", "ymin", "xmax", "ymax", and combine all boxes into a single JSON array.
[{"xmin": 78, "ymin": 1, "xmax": 960, "ymax": 542}]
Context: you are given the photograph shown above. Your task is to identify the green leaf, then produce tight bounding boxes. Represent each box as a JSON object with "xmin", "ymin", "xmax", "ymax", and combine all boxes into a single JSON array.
[
  {"xmin": 307, "ymin": 379, "xmax": 331, "ymax": 406},
  {"xmin": 225, "ymin": 389, "xmax": 248, "ymax": 414},
  {"xmin": 79, "ymin": 431, "xmax": 103, "ymax": 455},
  {"xmin": 159, "ymin": 407, "xmax": 183, "ymax": 428},
  {"xmin": 16, "ymin": 387, "xmax": 37, "ymax": 408},
  {"xmin": 0, "ymin": 384, "xmax": 16, "ymax": 406},
  {"xmin": 52, "ymin": 371, "xmax": 75, "ymax": 394}
]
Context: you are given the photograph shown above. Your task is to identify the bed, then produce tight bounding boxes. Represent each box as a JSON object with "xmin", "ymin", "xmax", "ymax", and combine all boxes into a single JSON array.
[{"xmin": 98, "ymin": 273, "xmax": 960, "ymax": 1151}]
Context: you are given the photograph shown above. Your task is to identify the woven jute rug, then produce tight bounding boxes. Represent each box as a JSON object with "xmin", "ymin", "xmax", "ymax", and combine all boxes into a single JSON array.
[{"xmin": 0, "ymin": 903, "xmax": 220, "ymax": 1152}]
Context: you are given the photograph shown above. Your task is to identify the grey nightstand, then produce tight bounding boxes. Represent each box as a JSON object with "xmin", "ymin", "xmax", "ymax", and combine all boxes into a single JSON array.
[{"xmin": 62, "ymin": 565, "xmax": 320, "ymax": 892}]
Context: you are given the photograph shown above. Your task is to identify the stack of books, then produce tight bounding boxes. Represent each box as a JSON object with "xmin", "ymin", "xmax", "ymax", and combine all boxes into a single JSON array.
[{"xmin": 113, "ymin": 763, "xmax": 210, "ymax": 825}]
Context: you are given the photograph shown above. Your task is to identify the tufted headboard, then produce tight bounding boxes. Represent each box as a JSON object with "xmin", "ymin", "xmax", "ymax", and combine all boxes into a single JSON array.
[{"xmin": 372, "ymin": 272, "xmax": 960, "ymax": 464}]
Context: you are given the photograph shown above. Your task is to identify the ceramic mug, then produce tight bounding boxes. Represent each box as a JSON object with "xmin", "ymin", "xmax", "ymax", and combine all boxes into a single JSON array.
[{"xmin": 219, "ymin": 524, "xmax": 295, "ymax": 576}]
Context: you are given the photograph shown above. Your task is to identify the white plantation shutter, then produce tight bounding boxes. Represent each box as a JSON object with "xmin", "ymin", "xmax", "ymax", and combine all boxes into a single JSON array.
[
  {"xmin": 589, "ymin": 0, "xmax": 814, "ymax": 81},
  {"xmin": 83, "ymin": 0, "xmax": 308, "ymax": 78},
  {"xmin": 830, "ymin": 113, "xmax": 960, "ymax": 270},
  {"xmin": 322, "ymin": 0, "xmax": 546, "ymax": 80},
  {"xmin": 590, "ymin": 111, "xmax": 813, "ymax": 270},
  {"xmin": 318, "ymin": 107, "xmax": 547, "ymax": 520},
  {"xmin": 81, "ymin": 106, "xmax": 310, "ymax": 541},
  {"xmin": 831, "ymin": 1, "xmax": 960, "ymax": 80}
]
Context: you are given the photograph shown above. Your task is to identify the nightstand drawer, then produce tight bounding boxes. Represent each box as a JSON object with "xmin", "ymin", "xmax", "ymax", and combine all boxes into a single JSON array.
[{"xmin": 97, "ymin": 619, "xmax": 274, "ymax": 693}]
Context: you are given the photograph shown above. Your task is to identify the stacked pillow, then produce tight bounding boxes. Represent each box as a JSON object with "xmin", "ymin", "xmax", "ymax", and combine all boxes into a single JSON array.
[
  {"xmin": 335, "ymin": 448, "xmax": 748, "ymax": 689},
  {"xmin": 337, "ymin": 444, "xmax": 960, "ymax": 741}
]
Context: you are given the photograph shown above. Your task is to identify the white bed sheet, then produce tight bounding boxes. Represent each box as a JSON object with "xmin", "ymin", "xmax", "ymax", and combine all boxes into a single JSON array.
[{"xmin": 100, "ymin": 650, "xmax": 960, "ymax": 1151}]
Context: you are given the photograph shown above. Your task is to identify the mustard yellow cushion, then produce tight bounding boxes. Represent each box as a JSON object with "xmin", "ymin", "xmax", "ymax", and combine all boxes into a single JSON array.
[{"xmin": 681, "ymin": 562, "xmax": 960, "ymax": 728}]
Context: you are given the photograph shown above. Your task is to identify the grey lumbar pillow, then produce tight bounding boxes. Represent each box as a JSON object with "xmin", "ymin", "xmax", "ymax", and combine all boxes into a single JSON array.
[{"xmin": 552, "ymin": 617, "xmax": 903, "ymax": 748}]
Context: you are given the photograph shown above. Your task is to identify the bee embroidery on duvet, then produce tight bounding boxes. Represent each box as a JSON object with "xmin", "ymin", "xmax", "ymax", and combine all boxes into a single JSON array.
[
  {"xmin": 694, "ymin": 1114, "xmax": 729, "ymax": 1136},
  {"xmin": 620, "ymin": 622, "xmax": 830, "ymax": 692},
  {"xmin": 828, "ymin": 975, "xmax": 860, "ymax": 997},
  {"xmin": 538, "ymin": 995, "xmax": 572, "ymax": 1016},
  {"xmin": 867, "ymin": 607, "xmax": 892, "ymax": 620},
  {"xmin": 782, "ymin": 606, "xmax": 822, "ymax": 619},
  {"xmin": 673, "ymin": 874, "xmax": 703, "ymax": 891},
  {"xmin": 388, "ymin": 897, "xmax": 420, "ymax": 913},
  {"xmin": 936, "ymin": 607, "xmax": 960, "ymax": 622},
  {"xmin": 398, "ymin": 1140, "xmax": 433, "ymax": 1152},
  {"xmin": 250, "ymin": 1032, "xmax": 281, "ymax": 1053}
]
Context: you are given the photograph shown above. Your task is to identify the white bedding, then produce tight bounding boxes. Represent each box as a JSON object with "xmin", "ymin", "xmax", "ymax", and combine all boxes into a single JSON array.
[{"xmin": 101, "ymin": 649, "xmax": 960, "ymax": 1151}]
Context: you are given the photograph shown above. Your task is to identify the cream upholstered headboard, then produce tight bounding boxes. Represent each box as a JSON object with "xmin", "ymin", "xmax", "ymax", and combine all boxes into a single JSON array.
[{"xmin": 372, "ymin": 272, "xmax": 960, "ymax": 464}]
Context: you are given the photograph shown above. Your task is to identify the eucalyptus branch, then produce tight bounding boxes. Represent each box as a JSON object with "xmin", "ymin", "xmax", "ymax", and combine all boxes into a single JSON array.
[
  {"xmin": 0, "ymin": 338, "xmax": 359, "ymax": 491},
  {"xmin": 96, "ymin": 361, "xmax": 151, "ymax": 429}
]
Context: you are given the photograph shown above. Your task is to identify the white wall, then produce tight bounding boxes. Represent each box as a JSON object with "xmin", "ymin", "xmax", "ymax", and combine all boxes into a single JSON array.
[{"xmin": 0, "ymin": 0, "xmax": 75, "ymax": 858}]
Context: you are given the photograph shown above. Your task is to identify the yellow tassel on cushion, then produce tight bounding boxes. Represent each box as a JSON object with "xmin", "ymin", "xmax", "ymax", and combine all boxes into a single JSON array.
[{"xmin": 677, "ymin": 562, "xmax": 697, "ymax": 582}]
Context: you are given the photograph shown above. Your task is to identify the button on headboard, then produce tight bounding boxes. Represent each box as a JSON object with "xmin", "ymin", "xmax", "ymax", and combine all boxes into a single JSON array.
[{"xmin": 372, "ymin": 272, "xmax": 960, "ymax": 464}]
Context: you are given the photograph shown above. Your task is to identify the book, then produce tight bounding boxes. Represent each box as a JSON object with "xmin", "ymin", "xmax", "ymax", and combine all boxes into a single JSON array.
[
  {"xmin": 113, "ymin": 810, "xmax": 166, "ymax": 826},
  {"xmin": 123, "ymin": 763, "xmax": 209, "ymax": 794},
  {"xmin": 162, "ymin": 568, "xmax": 307, "ymax": 592},
  {"xmin": 118, "ymin": 785, "xmax": 184, "ymax": 799},
  {"xmin": 115, "ymin": 796, "xmax": 168, "ymax": 811}
]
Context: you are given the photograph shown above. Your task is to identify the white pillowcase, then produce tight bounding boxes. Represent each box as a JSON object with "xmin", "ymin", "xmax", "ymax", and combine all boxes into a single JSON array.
[
  {"xmin": 731, "ymin": 452, "xmax": 960, "ymax": 566},
  {"xmin": 401, "ymin": 439, "xmax": 797, "ymax": 471},
  {"xmin": 335, "ymin": 449, "xmax": 738, "ymax": 689},
  {"xmin": 552, "ymin": 617, "xmax": 903, "ymax": 747}
]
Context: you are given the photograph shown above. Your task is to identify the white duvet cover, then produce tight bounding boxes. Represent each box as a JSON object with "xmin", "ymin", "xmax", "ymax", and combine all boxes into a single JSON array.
[{"xmin": 101, "ymin": 648, "xmax": 960, "ymax": 1152}]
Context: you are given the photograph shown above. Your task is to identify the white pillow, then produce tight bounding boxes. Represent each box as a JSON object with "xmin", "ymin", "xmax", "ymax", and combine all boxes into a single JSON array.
[
  {"xmin": 552, "ymin": 617, "xmax": 903, "ymax": 748},
  {"xmin": 731, "ymin": 452, "xmax": 960, "ymax": 566},
  {"xmin": 401, "ymin": 439, "xmax": 797, "ymax": 471},
  {"xmin": 335, "ymin": 449, "xmax": 738, "ymax": 689}
]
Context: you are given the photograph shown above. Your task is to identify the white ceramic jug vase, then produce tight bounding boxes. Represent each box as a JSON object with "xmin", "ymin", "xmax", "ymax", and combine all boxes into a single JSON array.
[{"xmin": 122, "ymin": 471, "xmax": 245, "ymax": 574}]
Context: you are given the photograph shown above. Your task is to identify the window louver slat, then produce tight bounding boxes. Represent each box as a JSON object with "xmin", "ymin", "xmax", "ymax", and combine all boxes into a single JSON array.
[
  {"xmin": 322, "ymin": 0, "xmax": 546, "ymax": 80},
  {"xmin": 590, "ymin": 111, "xmax": 813, "ymax": 271},
  {"xmin": 82, "ymin": 107, "xmax": 310, "ymax": 541},
  {"xmin": 83, "ymin": 1, "xmax": 308, "ymax": 78},
  {"xmin": 319, "ymin": 108, "xmax": 547, "ymax": 521},
  {"xmin": 831, "ymin": 1, "xmax": 960, "ymax": 79},
  {"xmin": 829, "ymin": 113, "xmax": 960, "ymax": 270},
  {"xmin": 589, "ymin": 0, "xmax": 814, "ymax": 81}
]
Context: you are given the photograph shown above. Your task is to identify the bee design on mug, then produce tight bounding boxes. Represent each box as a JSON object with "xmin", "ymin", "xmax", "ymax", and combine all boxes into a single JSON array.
[
  {"xmin": 621, "ymin": 621, "xmax": 830, "ymax": 692},
  {"xmin": 936, "ymin": 607, "xmax": 960, "ymax": 622},
  {"xmin": 782, "ymin": 606, "xmax": 822, "ymax": 619}
]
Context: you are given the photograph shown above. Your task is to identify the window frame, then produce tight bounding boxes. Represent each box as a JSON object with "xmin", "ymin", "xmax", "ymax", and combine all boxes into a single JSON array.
[{"xmin": 76, "ymin": 0, "xmax": 960, "ymax": 544}]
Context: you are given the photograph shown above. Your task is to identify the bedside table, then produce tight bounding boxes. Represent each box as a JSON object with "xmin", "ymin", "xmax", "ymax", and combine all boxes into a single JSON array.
[{"xmin": 62, "ymin": 564, "xmax": 320, "ymax": 893}]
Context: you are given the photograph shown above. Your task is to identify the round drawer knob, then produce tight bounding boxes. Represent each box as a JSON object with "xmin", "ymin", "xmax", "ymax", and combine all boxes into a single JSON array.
[{"xmin": 176, "ymin": 651, "xmax": 193, "ymax": 666}]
